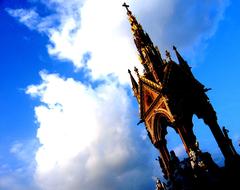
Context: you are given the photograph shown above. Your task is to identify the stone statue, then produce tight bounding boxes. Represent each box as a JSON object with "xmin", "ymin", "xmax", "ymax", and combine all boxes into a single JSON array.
[{"xmin": 189, "ymin": 149, "xmax": 197, "ymax": 169}]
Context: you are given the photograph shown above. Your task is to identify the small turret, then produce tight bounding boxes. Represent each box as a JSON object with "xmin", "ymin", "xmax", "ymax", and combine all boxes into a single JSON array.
[{"xmin": 165, "ymin": 50, "xmax": 172, "ymax": 62}]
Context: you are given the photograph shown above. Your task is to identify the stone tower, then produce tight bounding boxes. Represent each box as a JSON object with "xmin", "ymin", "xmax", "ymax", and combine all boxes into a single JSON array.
[{"xmin": 123, "ymin": 3, "xmax": 240, "ymax": 190}]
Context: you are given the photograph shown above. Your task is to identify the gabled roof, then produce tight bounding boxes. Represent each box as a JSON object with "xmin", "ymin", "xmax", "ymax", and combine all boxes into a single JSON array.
[{"xmin": 139, "ymin": 76, "xmax": 162, "ymax": 119}]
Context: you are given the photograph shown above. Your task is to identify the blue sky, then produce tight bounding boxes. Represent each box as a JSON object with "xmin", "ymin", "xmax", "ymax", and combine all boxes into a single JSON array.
[{"xmin": 0, "ymin": 0, "xmax": 240, "ymax": 189}]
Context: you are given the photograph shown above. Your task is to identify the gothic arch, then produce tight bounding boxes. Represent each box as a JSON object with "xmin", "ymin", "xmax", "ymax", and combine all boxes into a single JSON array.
[
  {"xmin": 152, "ymin": 112, "xmax": 174, "ymax": 178},
  {"xmin": 153, "ymin": 113, "xmax": 172, "ymax": 143}
]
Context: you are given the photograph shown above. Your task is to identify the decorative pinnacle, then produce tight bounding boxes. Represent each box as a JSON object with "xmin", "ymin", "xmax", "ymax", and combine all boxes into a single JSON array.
[
  {"xmin": 165, "ymin": 50, "xmax": 172, "ymax": 61},
  {"xmin": 134, "ymin": 66, "xmax": 140, "ymax": 77},
  {"xmin": 173, "ymin": 45, "xmax": 177, "ymax": 51}
]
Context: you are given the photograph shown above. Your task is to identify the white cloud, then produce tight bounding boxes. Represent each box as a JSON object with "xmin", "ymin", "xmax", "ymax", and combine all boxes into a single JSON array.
[
  {"xmin": 46, "ymin": 0, "xmax": 138, "ymax": 83},
  {"xmin": 6, "ymin": 8, "xmax": 40, "ymax": 30},
  {"xmin": 26, "ymin": 72, "xmax": 154, "ymax": 190},
  {"xmin": 6, "ymin": 8, "xmax": 54, "ymax": 33},
  {"xmin": 7, "ymin": 0, "xmax": 229, "ymax": 82}
]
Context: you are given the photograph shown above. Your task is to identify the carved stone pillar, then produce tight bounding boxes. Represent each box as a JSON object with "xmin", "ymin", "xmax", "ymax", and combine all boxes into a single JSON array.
[
  {"xmin": 175, "ymin": 115, "xmax": 198, "ymax": 156},
  {"xmin": 196, "ymin": 96, "xmax": 236, "ymax": 160},
  {"xmin": 206, "ymin": 120, "xmax": 235, "ymax": 160},
  {"xmin": 155, "ymin": 139, "xmax": 171, "ymax": 178}
]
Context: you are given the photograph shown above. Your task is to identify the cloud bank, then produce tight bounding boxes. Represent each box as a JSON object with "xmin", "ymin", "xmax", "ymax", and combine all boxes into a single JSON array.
[
  {"xmin": 6, "ymin": 0, "xmax": 230, "ymax": 189},
  {"xmin": 26, "ymin": 72, "xmax": 154, "ymax": 190}
]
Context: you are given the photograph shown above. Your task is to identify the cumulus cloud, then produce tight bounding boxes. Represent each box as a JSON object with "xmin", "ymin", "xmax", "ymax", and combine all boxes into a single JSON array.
[
  {"xmin": 26, "ymin": 72, "xmax": 155, "ymax": 190},
  {"xmin": 6, "ymin": 8, "xmax": 40, "ymax": 29},
  {"xmin": 6, "ymin": 8, "xmax": 55, "ymax": 33}
]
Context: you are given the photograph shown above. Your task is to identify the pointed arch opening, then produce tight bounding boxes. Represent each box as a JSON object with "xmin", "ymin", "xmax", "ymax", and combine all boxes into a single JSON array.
[
  {"xmin": 153, "ymin": 113, "xmax": 188, "ymax": 160},
  {"xmin": 192, "ymin": 115, "xmax": 224, "ymax": 166},
  {"xmin": 166, "ymin": 127, "xmax": 188, "ymax": 160}
]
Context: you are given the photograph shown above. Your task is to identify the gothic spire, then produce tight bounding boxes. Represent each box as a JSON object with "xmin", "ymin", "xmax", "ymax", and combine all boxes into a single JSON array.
[
  {"xmin": 165, "ymin": 50, "xmax": 172, "ymax": 62},
  {"xmin": 123, "ymin": 3, "xmax": 164, "ymax": 83},
  {"xmin": 122, "ymin": 2, "xmax": 150, "ymax": 51}
]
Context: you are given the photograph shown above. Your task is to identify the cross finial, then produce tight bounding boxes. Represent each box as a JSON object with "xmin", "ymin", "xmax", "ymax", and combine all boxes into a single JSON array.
[{"xmin": 122, "ymin": 2, "xmax": 130, "ymax": 12}]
